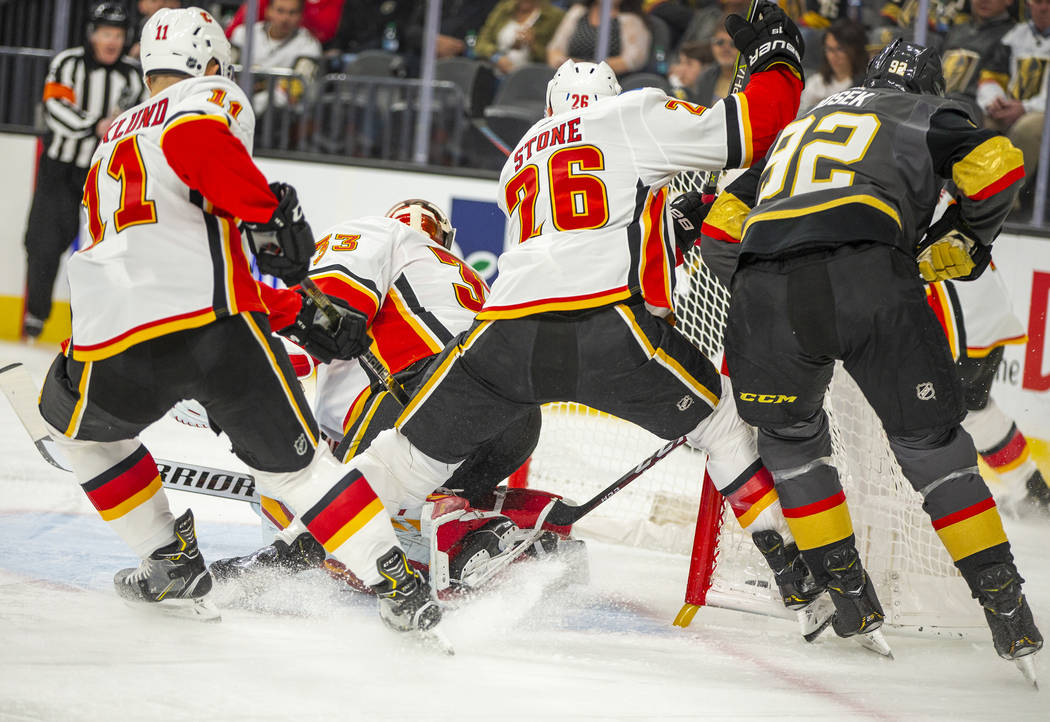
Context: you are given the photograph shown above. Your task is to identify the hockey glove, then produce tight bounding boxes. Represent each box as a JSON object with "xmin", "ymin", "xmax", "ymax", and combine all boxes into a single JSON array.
[
  {"xmin": 277, "ymin": 289, "xmax": 370, "ymax": 364},
  {"xmin": 915, "ymin": 204, "xmax": 990, "ymax": 282},
  {"xmin": 670, "ymin": 191, "xmax": 711, "ymax": 255},
  {"xmin": 243, "ymin": 182, "xmax": 316, "ymax": 285},
  {"xmin": 725, "ymin": 2, "xmax": 805, "ymax": 79}
]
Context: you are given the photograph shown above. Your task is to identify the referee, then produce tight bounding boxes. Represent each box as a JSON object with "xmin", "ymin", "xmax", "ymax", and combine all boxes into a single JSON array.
[{"xmin": 22, "ymin": 1, "xmax": 144, "ymax": 339}]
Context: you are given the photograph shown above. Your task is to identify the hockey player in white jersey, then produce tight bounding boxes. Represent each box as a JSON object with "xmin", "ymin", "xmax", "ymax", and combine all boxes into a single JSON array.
[
  {"xmin": 36, "ymin": 7, "xmax": 443, "ymax": 635},
  {"xmin": 292, "ymin": 3, "xmax": 827, "ymax": 621},
  {"xmin": 207, "ymin": 201, "xmax": 547, "ymax": 586}
]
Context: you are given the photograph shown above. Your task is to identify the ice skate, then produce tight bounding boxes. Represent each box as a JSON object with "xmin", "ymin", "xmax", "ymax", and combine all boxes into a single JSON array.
[
  {"xmin": 114, "ymin": 510, "xmax": 219, "ymax": 622},
  {"xmin": 822, "ymin": 543, "xmax": 892, "ymax": 657},
  {"xmin": 975, "ymin": 562, "xmax": 1042, "ymax": 687},
  {"xmin": 752, "ymin": 530, "xmax": 825, "ymax": 611},
  {"xmin": 209, "ymin": 532, "xmax": 326, "ymax": 581}
]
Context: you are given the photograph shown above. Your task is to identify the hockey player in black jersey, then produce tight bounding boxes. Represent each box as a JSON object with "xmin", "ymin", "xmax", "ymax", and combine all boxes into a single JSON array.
[{"xmin": 696, "ymin": 39, "xmax": 1042, "ymax": 682}]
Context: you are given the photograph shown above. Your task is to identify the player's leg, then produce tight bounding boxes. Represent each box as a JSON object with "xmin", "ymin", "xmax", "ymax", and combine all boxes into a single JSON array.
[
  {"xmin": 957, "ymin": 347, "xmax": 1050, "ymax": 515},
  {"xmin": 842, "ymin": 246, "xmax": 1041, "ymax": 661},
  {"xmin": 38, "ymin": 343, "xmax": 212, "ymax": 610},
  {"xmin": 22, "ymin": 158, "xmax": 84, "ymax": 333},
  {"xmin": 726, "ymin": 255, "xmax": 883, "ymax": 637},
  {"xmin": 195, "ymin": 315, "xmax": 417, "ymax": 595}
]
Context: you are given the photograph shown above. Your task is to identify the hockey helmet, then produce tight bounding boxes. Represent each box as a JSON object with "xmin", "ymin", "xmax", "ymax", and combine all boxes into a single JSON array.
[
  {"xmin": 141, "ymin": 7, "xmax": 234, "ymax": 81},
  {"xmin": 545, "ymin": 59, "xmax": 621, "ymax": 116},
  {"xmin": 864, "ymin": 39, "xmax": 945, "ymax": 96},
  {"xmin": 88, "ymin": 1, "xmax": 130, "ymax": 34},
  {"xmin": 386, "ymin": 199, "xmax": 456, "ymax": 249}
]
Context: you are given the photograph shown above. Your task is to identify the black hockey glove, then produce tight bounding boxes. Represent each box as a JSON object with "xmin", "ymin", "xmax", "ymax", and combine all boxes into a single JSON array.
[
  {"xmin": 243, "ymin": 182, "xmax": 316, "ymax": 285},
  {"xmin": 915, "ymin": 203, "xmax": 991, "ymax": 282},
  {"xmin": 277, "ymin": 290, "xmax": 370, "ymax": 364},
  {"xmin": 670, "ymin": 191, "xmax": 711, "ymax": 255},
  {"xmin": 725, "ymin": 2, "xmax": 805, "ymax": 80}
]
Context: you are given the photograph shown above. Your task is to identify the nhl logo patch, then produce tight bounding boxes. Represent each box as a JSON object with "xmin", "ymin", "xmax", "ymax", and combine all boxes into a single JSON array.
[
  {"xmin": 677, "ymin": 395, "xmax": 694, "ymax": 411},
  {"xmin": 294, "ymin": 432, "xmax": 309, "ymax": 456},
  {"xmin": 916, "ymin": 382, "xmax": 936, "ymax": 401}
]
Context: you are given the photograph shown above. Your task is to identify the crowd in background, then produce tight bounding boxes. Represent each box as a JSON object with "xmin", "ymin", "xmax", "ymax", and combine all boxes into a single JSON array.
[{"xmin": 5, "ymin": 0, "xmax": 1049, "ymax": 193}]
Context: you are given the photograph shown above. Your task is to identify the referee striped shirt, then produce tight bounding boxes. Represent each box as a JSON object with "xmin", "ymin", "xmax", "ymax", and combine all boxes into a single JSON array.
[{"xmin": 42, "ymin": 46, "xmax": 144, "ymax": 168}]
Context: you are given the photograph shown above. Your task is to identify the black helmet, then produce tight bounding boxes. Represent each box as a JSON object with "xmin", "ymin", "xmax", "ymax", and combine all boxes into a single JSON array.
[
  {"xmin": 864, "ymin": 39, "xmax": 944, "ymax": 96},
  {"xmin": 88, "ymin": 1, "xmax": 129, "ymax": 33}
]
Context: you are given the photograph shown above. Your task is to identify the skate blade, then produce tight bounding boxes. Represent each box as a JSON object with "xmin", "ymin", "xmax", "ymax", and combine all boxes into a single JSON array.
[
  {"xmin": 853, "ymin": 628, "xmax": 893, "ymax": 658},
  {"xmin": 1013, "ymin": 654, "xmax": 1039, "ymax": 689},
  {"xmin": 123, "ymin": 596, "xmax": 222, "ymax": 623},
  {"xmin": 798, "ymin": 596, "xmax": 835, "ymax": 642}
]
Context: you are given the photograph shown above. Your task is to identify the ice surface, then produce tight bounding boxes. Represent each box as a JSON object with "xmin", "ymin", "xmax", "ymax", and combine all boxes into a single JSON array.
[{"xmin": 1, "ymin": 341, "xmax": 1046, "ymax": 721}]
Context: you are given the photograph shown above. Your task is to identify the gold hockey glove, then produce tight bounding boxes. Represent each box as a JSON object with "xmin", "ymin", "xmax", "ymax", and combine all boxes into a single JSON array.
[{"xmin": 917, "ymin": 232, "xmax": 975, "ymax": 282}]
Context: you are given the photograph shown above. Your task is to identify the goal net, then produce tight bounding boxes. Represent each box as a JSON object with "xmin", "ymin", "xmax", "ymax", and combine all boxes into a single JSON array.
[{"xmin": 522, "ymin": 173, "xmax": 983, "ymax": 636}]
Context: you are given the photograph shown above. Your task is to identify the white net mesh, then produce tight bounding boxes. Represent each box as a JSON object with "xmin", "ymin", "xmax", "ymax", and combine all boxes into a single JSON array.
[{"xmin": 526, "ymin": 171, "xmax": 982, "ymax": 634}]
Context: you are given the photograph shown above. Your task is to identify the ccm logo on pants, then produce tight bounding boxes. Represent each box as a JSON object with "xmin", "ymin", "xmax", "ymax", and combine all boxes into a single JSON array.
[{"xmin": 738, "ymin": 393, "xmax": 797, "ymax": 404}]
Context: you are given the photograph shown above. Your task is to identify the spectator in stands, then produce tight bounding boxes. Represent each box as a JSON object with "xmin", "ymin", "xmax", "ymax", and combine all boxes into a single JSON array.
[
  {"xmin": 128, "ymin": 0, "xmax": 183, "ymax": 58},
  {"xmin": 546, "ymin": 0, "xmax": 652, "ymax": 76},
  {"xmin": 798, "ymin": 18, "xmax": 869, "ymax": 113},
  {"xmin": 230, "ymin": 0, "xmax": 323, "ymax": 112},
  {"xmin": 402, "ymin": 0, "xmax": 501, "ymax": 62},
  {"xmin": 647, "ymin": 0, "xmax": 702, "ymax": 52},
  {"xmin": 676, "ymin": 0, "xmax": 749, "ymax": 57},
  {"xmin": 978, "ymin": 0, "xmax": 1050, "ymax": 207},
  {"xmin": 691, "ymin": 20, "xmax": 736, "ymax": 106},
  {"xmin": 21, "ymin": 1, "xmax": 144, "ymax": 340},
  {"xmin": 667, "ymin": 39, "xmax": 711, "ymax": 102},
  {"xmin": 932, "ymin": 0, "xmax": 1016, "ymax": 119},
  {"xmin": 226, "ymin": 0, "xmax": 345, "ymax": 46},
  {"xmin": 477, "ymin": 0, "xmax": 566, "ymax": 75}
]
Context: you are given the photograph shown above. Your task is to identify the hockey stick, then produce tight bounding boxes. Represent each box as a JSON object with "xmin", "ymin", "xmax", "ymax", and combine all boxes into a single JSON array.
[
  {"xmin": 697, "ymin": 0, "xmax": 761, "ymax": 198},
  {"xmin": 544, "ymin": 435, "xmax": 689, "ymax": 526},
  {"xmin": 299, "ymin": 276, "xmax": 411, "ymax": 405}
]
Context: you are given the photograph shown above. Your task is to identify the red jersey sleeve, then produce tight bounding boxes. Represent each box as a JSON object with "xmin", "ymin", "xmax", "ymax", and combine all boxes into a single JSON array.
[
  {"xmin": 160, "ymin": 115, "xmax": 277, "ymax": 224},
  {"xmin": 739, "ymin": 67, "xmax": 803, "ymax": 164}
]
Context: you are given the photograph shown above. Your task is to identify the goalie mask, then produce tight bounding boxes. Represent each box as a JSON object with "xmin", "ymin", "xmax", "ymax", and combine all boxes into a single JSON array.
[
  {"xmin": 386, "ymin": 199, "xmax": 455, "ymax": 249},
  {"xmin": 141, "ymin": 7, "xmax": 234, "ymax": 81},
  {"xmin": 864, "ymin": 39, "xmax": 945, "ymax": 96},
  {"xmin": 545, "ymin": 60, "xmax": 621, "ymax": 116}
]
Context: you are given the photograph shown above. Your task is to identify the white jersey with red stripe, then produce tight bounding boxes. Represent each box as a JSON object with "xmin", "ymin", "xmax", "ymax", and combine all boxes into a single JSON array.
[
  {"xmin": 68, "ymin": 75, "xmax": 263, "ymax": 361},
  {"xmin": 483, "ymin": 87, "xmax": 757, "ymax": 320},
  {"xmin": 308, "ymin": 215, "xmax": 488, "ymax": 386}
]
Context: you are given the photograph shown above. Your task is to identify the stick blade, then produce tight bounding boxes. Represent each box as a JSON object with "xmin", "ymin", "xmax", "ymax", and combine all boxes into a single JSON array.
[{"xmin": 0, "ymin": 362, "xmax": 72, "ymax": 470}]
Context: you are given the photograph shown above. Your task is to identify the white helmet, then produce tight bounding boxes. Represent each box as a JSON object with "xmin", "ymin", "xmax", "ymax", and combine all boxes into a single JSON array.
[
  {"xmin": 141, "ymin": 7, "xmax": 233, "ymax": 81},
  {"xmin": 386, "ymin": 199, "xmax": 455, "ymax": 249},
  {"xmin": 545, "ymin": 60, "xmax": 621, "ymax": 116}
]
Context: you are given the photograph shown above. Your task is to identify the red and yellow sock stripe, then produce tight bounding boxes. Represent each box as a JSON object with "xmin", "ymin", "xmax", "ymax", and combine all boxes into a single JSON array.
[
  {"xmin": 781, "ymin": 490, "xmax": 853, "ymax": 551},
  {"xmin": 80, "ymin": 445, "xmax": 162, "ymax": 521},
  {"xmin": 300, "ymin": 469, "xmax": 385, "ymax": 553},
  {"xmin": 931, "ymin": 496, "xmax": 1008, "ymax": 562},
  {"xmin": 980, "ymin": 425, "xmax": 1031, "ymax": 474},
  {"xmin": 723, "ymin": 463, "xmax": 779, "ymax": 531}
]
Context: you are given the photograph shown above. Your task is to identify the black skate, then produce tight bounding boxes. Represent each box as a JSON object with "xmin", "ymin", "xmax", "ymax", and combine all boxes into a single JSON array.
[
  {"xmin": 822, "ymin": 543, "xmax": 892, "ymax": 656},
  {"xmin": 975, "ymin": 562, "xmax": 1042, "ymax": 687},
  {"xmin": 209, "ymin": 532, "xmax": 326, "ymax": 581},
  {"xmin": 114, "ymin": 509, "xmax": 219, "ymax": 622},
  {"xmin": 753, "ymin": 530, "xmax": 832, "ymax": 642},
  {"xmin": 752, "ymin": 530, "xmax": 824, "ymax": 610},
  {"xmin": 372, "ymin": 547, "xmax": 443, "ymax": 634}
]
